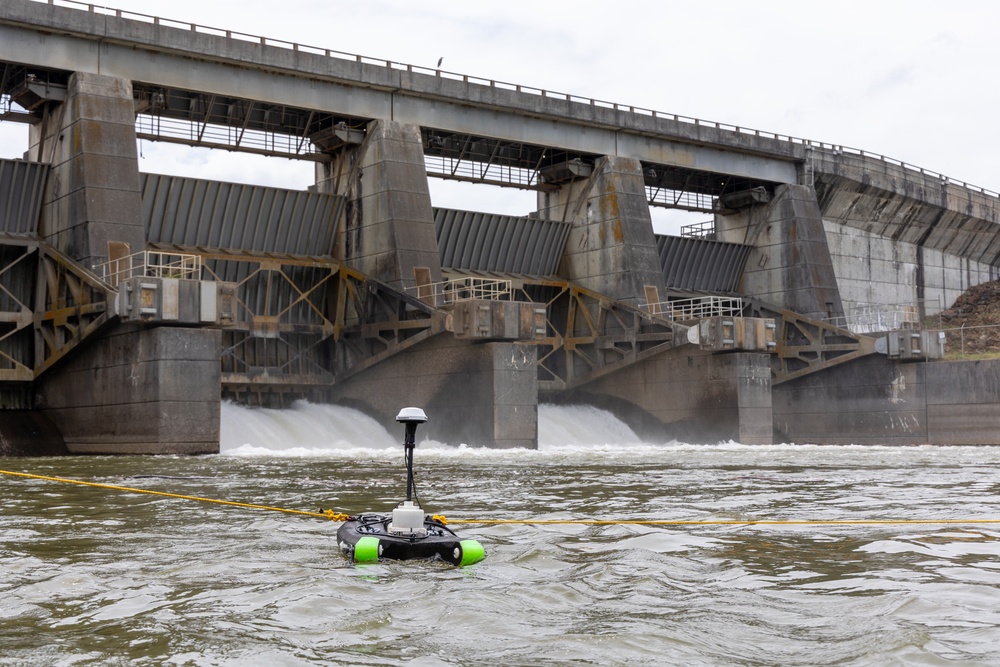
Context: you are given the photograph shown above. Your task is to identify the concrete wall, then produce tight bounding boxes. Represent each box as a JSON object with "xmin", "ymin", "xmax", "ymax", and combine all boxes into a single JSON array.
[
  {"xmin": 773, "ymin": 356, "xmax": 1000, "ymax": 445},
  {"xmin": 825, "ymin": 221, "xmax": 998, "ymax": 315},
  {"xmin": 925, "ymin": 360, "xmax": 1000, "ymax": 444},
  {"xmin": 576, "ymin": 350, "xmax": 773, "ymax": 445},
  {"xmin": 813, "ymin": 155, "xmax": 1000, "ymax": 268},
  {"xmin": 37, "ymin": 325, "xmax": 222, "ymax": 454},
  {"xmin": 331, "ymin": 335, "xmax": 538, "ymax": 449}
]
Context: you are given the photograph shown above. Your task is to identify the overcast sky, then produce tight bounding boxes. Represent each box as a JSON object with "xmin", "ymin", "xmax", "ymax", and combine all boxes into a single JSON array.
[{"xmin": 1, "ymin": 0, "xmax": 996, "ymax": 233}]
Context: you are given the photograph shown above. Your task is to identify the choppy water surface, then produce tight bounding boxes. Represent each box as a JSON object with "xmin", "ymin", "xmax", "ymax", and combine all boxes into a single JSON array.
[{"xmin": 2, "ymin": 403, "xmax": 1000, "ymax": 666}]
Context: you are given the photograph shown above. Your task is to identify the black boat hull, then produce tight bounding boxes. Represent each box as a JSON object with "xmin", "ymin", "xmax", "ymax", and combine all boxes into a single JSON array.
[{"xmin": 337, "ymin": 513, "xmax": 485, "ymax": 566}]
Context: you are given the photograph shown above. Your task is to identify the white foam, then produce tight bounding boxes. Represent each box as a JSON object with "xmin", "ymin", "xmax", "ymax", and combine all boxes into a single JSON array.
[
  {"xmin": 217, "ymin": 400, "xmax": 1000, "ymax": 466},
  {"xmin": 220, "ymin": 400, "xmax": 396, "ymax": 455}
]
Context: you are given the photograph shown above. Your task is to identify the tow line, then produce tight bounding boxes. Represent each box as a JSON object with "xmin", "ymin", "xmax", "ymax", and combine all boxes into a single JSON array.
[
  {"xmin": 0, "ymin": 468, "xmax": 346, "ymax": 521},
  {"xmin": 2, "ymin": 467, "xmax": 998, "ymax": 528}
]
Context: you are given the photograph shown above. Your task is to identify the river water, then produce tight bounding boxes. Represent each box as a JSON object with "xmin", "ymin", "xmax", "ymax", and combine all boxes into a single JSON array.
[{"xmin": 2, "ymin": 402, "xmax": 1000, "ymax": 666}]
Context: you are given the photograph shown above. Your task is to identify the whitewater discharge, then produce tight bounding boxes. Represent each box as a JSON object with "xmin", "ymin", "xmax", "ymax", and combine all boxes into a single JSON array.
[
  {"xmin": 219, "ymin": 400, "xmax": 1000, "ymax": 468},
  {"xmin": 220, "ymin": 400, "xmax": 645, "ymax": 456}
]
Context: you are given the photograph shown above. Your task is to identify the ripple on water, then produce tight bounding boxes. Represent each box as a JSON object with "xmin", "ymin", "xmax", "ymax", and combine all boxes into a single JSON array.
[{"xmin": 4, "ymin": 410, "xmax": 1000, "ymax": 665}]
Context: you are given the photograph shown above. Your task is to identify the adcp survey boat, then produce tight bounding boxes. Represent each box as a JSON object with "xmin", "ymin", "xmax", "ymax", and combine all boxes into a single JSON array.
[{"xmin": 336, "ymin": 407, "xmax": 485, "ymax": 566}]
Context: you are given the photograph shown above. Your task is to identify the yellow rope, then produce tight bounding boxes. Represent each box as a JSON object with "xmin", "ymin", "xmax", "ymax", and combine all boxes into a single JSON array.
[
  {"xmin": 443, "ymin": 518, "xmax": 1000, "ymax": 526},
  {"xmin": 2, "ymin": 468, "xmax": 997, "ymax": 527},
  {"xmin": 0, "ymin": 468, "xmax": 345, "ymax": 520}
]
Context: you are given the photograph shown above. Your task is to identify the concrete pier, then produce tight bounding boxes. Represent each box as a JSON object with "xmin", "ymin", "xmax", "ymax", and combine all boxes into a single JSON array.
[
  {"xmin": 716, "ymin": 184, "xmax": 844, "ymax": 321},
  {"xmin": 38, "ymin": 326, "xmax": 222, "ymax": 454},
  {"xmin": 539, "ymin": 156, "xmax": 665, "ymax": 308},
  {"xmin": 331, "ymin": 336, "xmax": 539, "ymax": 449},
  {"xmin": 319, "ymin": 120, "xmax": 441, "ymax": 291},
  {"xmin": 30, "ymin": 73, "xmax": 145, "ymax": 269}
]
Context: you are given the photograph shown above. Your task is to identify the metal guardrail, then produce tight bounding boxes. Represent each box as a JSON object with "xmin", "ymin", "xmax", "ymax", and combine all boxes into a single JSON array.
[
  {"xmin": 135, "ymin": 114, "xmax": 322, "ymax": 160},
  {"xmin": 679, "ymin": 220, "xmax": 716, "ymax": 239},
  {"xmin": 25, "ymin": 0, "xmax": 1000, "ymax": 202},
  {"xmin": 825, "ymin": 310, "xmax": 920, "ymax": 335},
  {"xmin": 643, "ymin": 296, "xmax": 744, "ymax": 321},
  {"xmin": 94, "ymin": 250, "xmax": 202, "ymax": 286},
  {"xmin": 825, "ymin": 300, "xmax": 942, "ymax": 335},
  {"xmin": 410, "ymin": 277, "xmax": 511, "ymax": 308}
]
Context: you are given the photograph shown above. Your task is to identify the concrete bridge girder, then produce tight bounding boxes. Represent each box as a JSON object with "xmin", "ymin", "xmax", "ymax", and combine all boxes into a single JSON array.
[{"xmin": 0, "ymin": 0, "xmax": 800, "ymax": 187}]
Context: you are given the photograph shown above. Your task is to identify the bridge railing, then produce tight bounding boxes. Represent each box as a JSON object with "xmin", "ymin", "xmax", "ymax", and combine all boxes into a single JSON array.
[
  {"xmin": 29, "ymin": 0, "xmax": 1000, "ymax": 201},
  {"xmin": 94, "ymin": 250, "xmax": 202, "ymax": 287}
]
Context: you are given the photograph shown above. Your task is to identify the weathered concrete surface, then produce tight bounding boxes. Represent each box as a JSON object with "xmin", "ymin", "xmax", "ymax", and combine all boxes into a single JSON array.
[
  {"xmin": 538, "ymin": 156, "xmax": 665, "ymax": 308},
  {"xmin": 319, "ymin": 120, "xmax": 441, "ymax": 291},
  {"xmin": 331, "ymin": 335, "xmax": 538, "ymax": 448},
  {"xmin": 773, "ymin": 356, "xmax": 925, "ymax": 445},
  {"xmin": 717, "ymin": 184, "xmax": 844, "ymax": 320},
  {"xmin": 37, "ymin": 325, "xmax": 222, "ymax": 454},
  {"xmin": 0, "ymin": 411, "xmax": 67, "ymax": 456},
  {"xmin": 814, "ymin": 151, "xmax": 1000, "ymax": 267},
  {"xmin": 575, "ymin": 349, "xmax": 773, "ymax": 444},
  {"xmin": 925, "ymin": 360, "xmax": 1000, "ymax": 445},
  {"xmin": 30, "ymin": 72, "xmax": 145, "ymax": 269},
  {"xmin": 773, "ymin": 357, "xmax": 1000, "ymax": 445},
  {"xmin": 825, "ymin": 217, "xmax": 997, "ymax": 316}
]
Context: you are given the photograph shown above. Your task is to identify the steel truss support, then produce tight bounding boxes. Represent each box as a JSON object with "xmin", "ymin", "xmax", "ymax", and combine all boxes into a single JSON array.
[
  {"xmin": 512, "ymin": 277, "xmax": 681, "ymax": 393},
  {"xmin": 746, "ymin": 298, "xmax": 877, "ymax": 385},
  {"xmin": 151, "ymin": 244, "xmax": 448, "ymax": 401},
  {"xmin": 0, "ymin": 235, "xmax": 113, "ymax": 381}
]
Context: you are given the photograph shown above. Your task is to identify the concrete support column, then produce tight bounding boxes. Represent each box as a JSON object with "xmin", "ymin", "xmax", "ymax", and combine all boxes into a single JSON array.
[
  {"xmin": 31, "ymin": 72, "xmax": 145, "ymax": 270},
  {"xmin": 580, "ymin": 350, "xmax": 773, "ymax": 445},
  {"xmin": 37, "ymin": 326, "xmax": 222, "ymax": 454},
  {"xmin": 716, "ymin": 184, "xmax": 843, "ymax": 320},
  {"xmin": 537, "ymin": 156, "xmax": 665, "ymax": 308},
  {"xmin": 331, "ymin": 336, "xmax": 539, "ymax": 449},
  {"xmin": 317, "ymin": 120, "xmax": 441, "ymax": 292}
]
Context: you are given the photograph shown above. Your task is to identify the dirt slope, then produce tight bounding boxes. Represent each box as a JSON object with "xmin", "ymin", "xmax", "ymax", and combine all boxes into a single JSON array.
[{"xmin": 938, "ymin": 279, "xmax": 1000, "ymax": 355}]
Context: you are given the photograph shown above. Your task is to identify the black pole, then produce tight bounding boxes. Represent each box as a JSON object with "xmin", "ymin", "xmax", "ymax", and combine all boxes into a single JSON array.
[{"xmin": 403, "ymin": 421, "xmax": 417, "ymax": 502}]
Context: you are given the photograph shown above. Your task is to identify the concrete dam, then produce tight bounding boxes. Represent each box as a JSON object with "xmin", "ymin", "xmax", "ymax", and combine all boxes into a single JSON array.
[{"xmin": 2, "ymin": 0, "xmax": 1000, "ymax": 454}]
